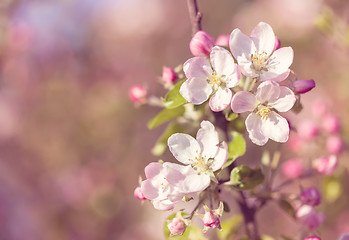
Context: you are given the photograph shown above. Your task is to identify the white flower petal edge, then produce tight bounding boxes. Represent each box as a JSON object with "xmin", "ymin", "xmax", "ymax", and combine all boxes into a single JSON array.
[
  {"xmin": 196, "ymin": 120, "xmax": 219, "ymax": 158},
  {"xmin": 209, "ymin": 88, "xmax": 233, "ymax": 112},
  {"xmin": 168, "ymin": 133, "xmax": 201, "ymax": 165},
  {"xmin": 261, "ymin": 112, "xmax": 290, "ymax": 143},
  {"xmin": 180, "ymin": 77, "xmax": 212, "ymax": 104},
  {"xmin": 210, "ymin": 141, "xmax": 228, "ymax": 171},
  {"xmin": 268, "ymin": 86, "xmax": 296, "ymax": 112},
  {"xmin": 231, "ymin": 91, "xmax": 257, "ymax": 113},
  {"xmin": 250, "ymin": 22, "xmax": 275, "ymax": 56},
  {"xmin": 210, "ymin": 46, "xmax": 236, "ymax": 77},
  {"xmin": 246, "ymin": 113, "xmax": 269, "ymax": 146}
]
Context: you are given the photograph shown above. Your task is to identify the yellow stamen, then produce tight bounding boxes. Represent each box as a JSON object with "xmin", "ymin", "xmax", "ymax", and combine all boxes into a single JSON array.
[{"xmin": 256, "ymin": 105, "xmax": 272, "ymax": 120}]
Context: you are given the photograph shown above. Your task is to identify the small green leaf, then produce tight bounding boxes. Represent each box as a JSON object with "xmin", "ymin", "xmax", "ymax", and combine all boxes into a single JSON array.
[
  {"xmin": 228, "ymin": 165, "xmax": 264, "ymax": 190},
  {"xmin": 217, "ymin": 215, "xmax": 243, "ymax": 240},
  {"xmin": 278, "ymin": 199, "xmax": 295, "ymax": 219},
  {"xmin": 223, "ymin": 132, "xmax": 246, "ymax": 169},
  {"xmin": 188, "ymin": 225, "xmax": 207, "ymax": 240},
  {"xmin": 323, "ymin": 176, "xmax": 342, "ymax": 203},
  {"xmin": 163, "ymin": 79, "xmax": 188, "ymax": 109},
  {"xmin": 225, "ymin": 112, "xmax": 238, "ymax": 121},
  {"xmin": 151, "ymin": 123, "xmax": 184, "ymax": 156},
  {"xmin": 164, "ymin": 213, "xmax": 191, "ymax": 240},
  {"xmin": 148, "ymin": 105, "xmax": 185, "ymax": 129}
]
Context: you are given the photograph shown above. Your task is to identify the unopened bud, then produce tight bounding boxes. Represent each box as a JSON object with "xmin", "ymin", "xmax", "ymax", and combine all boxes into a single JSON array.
[
  {"xmin": 292, "ymin": 79, "xmax": 316, "ymax": 94},
  {"xmin": 129, "ymin": 85, "xmax": 147, "ymax": 104},
  {"xmin": 215, "ymin": 34, "xmax": 229, "ymax": 47},
  {"xmin": 313, "ymin": 155, "xmax": 338, "ymax": 175},
  {"xmin": 203, "ymin": 212, "xmax": 221, "ymax": 229},
  {"xmin": 300, "ymin": 187, "xmax": 321, "ymax": 206},
  {"xmin": 168, "ymin": 218, "xmax": 186, "ymax": 236},
  {"xmin": 322, "ymin": 114, "xmax": 340, "ymax": 134},
  {"xmin": 326, "ymin": 135, "xmax": 344, "ymax": 155},
  {"xmin": 162, "ymin": 67, "xmax": 177, "ymax": 84},
  {"xmin": 134, "ymin": 187, "xmax": 147, "ymax": 200},
  {"xmin": 296, "ymin": 205, "xmax": 325, "ymax": 230},
  {"xmin": 282, "ymin": 158, "xmax": 304, "ymax": 178},
  {"xmin": 304, "ymin": 236, "xmax": 321, "ymax": 240},
  {"xmin": 189, "ymin": 31, "xmax": 215, "ymax": 57},
  {"xmin": 274, "ymin": 36, "xmax": 281, "ymax": 51},
  {"xmin": 298, "ymin": 120, "xmax": 319, "ymax": 140}
]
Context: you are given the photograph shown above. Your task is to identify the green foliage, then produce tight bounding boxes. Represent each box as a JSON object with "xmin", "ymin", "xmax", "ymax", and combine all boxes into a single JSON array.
[
  {"xmin": 277, "ymin": 199, "xmax": 295, "ymax": 219},
  {"xmin": 152, "ymin": 123, "xmax": 184, "ymax": 156},
  {"xmin": 225, "ymin": 112, "xmax": 238, "ymax": 121},
  {"xmin": 188, "ymin": 225, "xmax": 207, "ymax": 240},
  {"xmin": 228, "ymin": 165, "xmax": 264, "ymax": 190},
  {"xmin": 323, "ymin": 175, "xmax": 342, "ymax": 203},
  {"xmin": 217, "ymin": 215, "xmax": 243, "ymax": 240},
  {"xmin": 148, "ymin": 105, "xmax": 185, "ymax": 129},
  {"xmin": 223, "ymin": 131, "xmax": 246, "ymax": 169},
  {"xmin": 163, "ymin": 79, "xmax": 188, "ymax": 109},
  {"xmin": 164, "ymin": 213, "xmax": 191, "ymax": 240}
]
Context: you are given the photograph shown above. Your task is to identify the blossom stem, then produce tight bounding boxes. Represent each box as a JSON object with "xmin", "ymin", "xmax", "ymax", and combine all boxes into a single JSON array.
[{"xmin": 186, "ymin": 0, "xmax": 202, "ymax": 35}]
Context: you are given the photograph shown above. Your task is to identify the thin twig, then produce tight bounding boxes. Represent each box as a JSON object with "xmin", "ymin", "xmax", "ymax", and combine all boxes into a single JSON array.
[{"xmin": 186, "ymin": 0, "xmax": 202, "ymax": 35}]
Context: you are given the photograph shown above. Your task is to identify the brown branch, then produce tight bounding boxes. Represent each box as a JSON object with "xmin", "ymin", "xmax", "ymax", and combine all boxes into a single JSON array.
[{"xmin": 186, "ymin": 0, "xmax": 202, "ymax": 35}]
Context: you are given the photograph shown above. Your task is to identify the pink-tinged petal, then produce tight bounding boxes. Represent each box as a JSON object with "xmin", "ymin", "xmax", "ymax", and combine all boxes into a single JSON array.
[
  {"xmin": 250, "ymin": 22, "xmax": 275, "ymax": 55},
  {"xmin": 229, "ymin": 28, "xmax": 256, "ymax": 59},
  {"xmin": 141, "ymin": 179, "xmax": 159, "ymax": 200},
  {"xmin": 246, "ymin": 113, "xmax": 268, "ymax": 146},
  {"xmin": 261, "ymin": 112, "xmax": 289, "ymax": 143},
  {"xmin": 164, "ymin": 162, "xmax": 190, "ymax": 185},
  {"xmin": 180, "ymin": 174, "xmax": 210, "ymax": 194},
  {"xmin": 183, "ymin": 57, "xmax": 212, "ymax": 79},
  {"xmin": 260, "ymin": 69, "xmax": 290, "ymax": 82},
  {"xmin": 210, "ymin": 46, "xmax": 236, "ymax": 76},
  {"xmin": 268, "ymin": 86, "xmax": 296, "ymax": 112},
  {"xmin": 180, "ymin": 77, "xmax": 212, "ymax": 105},
  {"xmin": 237, "ymin": 56, "xmax": 259, "ymax": 78},
  {"xmin": 209, "ymin": 88, "xmax": 232, "ymax": 112},
  {"xmin": 196, "ymin": 120, "xmax": 219, "ymax": 158},
  {"xmin": 168, "ymin": 133, "xmax": 201, "ymax": 165},
  {"xmin": 225, "ymin": 64, "xmax": 241, "ymax": 88},
  {"xmin": 153, "ymin": 199, "xmax": 175, "ymax": 211},
  {"xmin": 211, "ymin": 141, "xmax": 228, "ymax": 171},
  {"xmin": 231, "ymin": 91, "xmax": 257, "ymax": 113},
  {"xmin": 144, "ymin": 162, "xmax": 163, "ymax": 179},
  {"xmin": 256, "ymin": 81, "xmax": 280, "ymax": 103},
  {"xmin": 268, "ymin": 47, "xmax": 294, "ymax": 74}
]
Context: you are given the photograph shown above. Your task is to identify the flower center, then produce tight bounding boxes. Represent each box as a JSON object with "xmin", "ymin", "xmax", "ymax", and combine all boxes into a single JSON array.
[
  {"xmin": 208, "ymin": 71, "xmax": 225, "ymax": 90},
  {"xmin": 190, "ymin": 151, "xmax": 210, "ymax": 174},
  {"xmin": 160, "ymin": 177, "xmax": 168, "ymax": 191},
  {"xmin": 251, "ymin": 51, "xmax": 269, "ymax": 73},
  {"xmin": 256, "ymin": 105, "xmax": 272, "ymax": 120}
]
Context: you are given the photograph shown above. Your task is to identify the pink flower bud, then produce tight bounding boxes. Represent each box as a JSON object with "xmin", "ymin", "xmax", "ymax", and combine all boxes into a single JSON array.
[
  {"xmin": 292, "ymin": 79, "xmax": 316, "ymax": 94},
  {"xmin": 322, "ymin": 114, "xmax": 340, "ymax": 134},
  {"xmin": 168, "ymin": 218, "xmax": 186, "ymax": 236},
  {"xmin": 304, "ymin": 236, "xmax": 321, "ymax": 240},
  {"xmin": 339, "ymin": 233, "xmax": 349, "ymax": 240},
  {"xmin": 203, "ymin": 211, "xmax": 221, "ymax": 229},
  {"xmin": 326, "ymin": 135, "xmax": 344, "ymax": 155},
  {"xmin": 296, "ymin": 205, "xmax": 325, "ymax": 230},
  {"xmin": 134, "ymin": 187, "xmax": 147, "ymax": 200},
  {"xmin": 288, "ymin": 134, "xmax": 304, "ymax": 152},
  {"xmin": 162, "ymin": 67, "xmax": 177, "ymax": 84},
  {"xmin": 129, "ymin": 85, "xmax": 147, "ymax": 103},
  {"xmin": 274, "ymin": 36, "xmax": 281, "ymax": 51},
  {"xmin": 313, "ymin": 155, "xmax": 338, "ymax": 175},
  {"xmin": 282, "ymin": 158, "xmax": 304, "ymax": 179},
  {"xmin": 312, "ymin": 100, "xmax": 327, "ymax": 117},
  {"xmin": 189, "ymin": 31, "xmax": 215, "ymax": 57},
  {"xmin": 298, "ymin": 120, "xmax": 319, "ymax": 140},
  {"xmin": 300, "ymin": 187, "xmax": 321, "ymax": 206},
  {"xmin": 215, "ymin": 34, "xmax": 229, "ymax": 47}
]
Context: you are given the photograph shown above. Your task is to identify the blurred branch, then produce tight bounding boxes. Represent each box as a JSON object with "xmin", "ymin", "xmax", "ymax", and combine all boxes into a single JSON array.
[{"xmin": 186, "ymin": 0, "xmax": 202, "ymax": 35}]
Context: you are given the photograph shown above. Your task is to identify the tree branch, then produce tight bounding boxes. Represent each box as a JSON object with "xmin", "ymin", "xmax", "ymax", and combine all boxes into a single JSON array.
[{"xmin": 186, "ymin": 0, "xmax": 202, "ymax": 35}]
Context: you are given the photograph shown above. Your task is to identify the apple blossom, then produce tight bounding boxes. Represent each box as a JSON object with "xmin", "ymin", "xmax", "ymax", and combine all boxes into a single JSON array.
[
  {"xmin": 326, "ymin": 135, "xmax": 344, "ymax": 154},
  {"xmin": 282, "ymin": 158, "xmax": 304, "ymax": 178},
  {"xmin": 296, "ymin": 205, "xmax": 325, "ymax": 230},
  {"xmin": 202, "ymin": 202, "xmax": 224, "ymax": 232},
  {"xmin": 129, "ymin": 85, "xmax": 147, "ymax": 104},
  {"xmin": 274, "ymin": 36, "xmax": 281, "ymax": 51},
  {"xmin": 322, "ymin": 114, "xmax": 340, "ymax": 134},
  {"xmin": 298, "ymin": 120, "xmax": 319, "ymax": 140},
  {"xmin": 313, "ymin": 155, "xmax": 338, "ymax": 175},
  {"xmin": 168, "ymin": 120, "xmax": 228, "ymax": 185},
  {"xmin": 231, "ymin": 81, "xmax": 296, "ymax": 145},
  {"xmin": 134, "ymin": 186, "xmax": 147, "ymax": 200},
  {"xmin": 229, "ymin": 22, "xmax": 293, "ymax": 82},
  {"xmin": 168, "ymin": 217, "xmax": 187, "ymax": 236},
  {"xmin": 162, "ymin": 67, "xmax": 177, "ymax": 84},
  {"xmin": 181, "ymin": 46, "xmax": 240, "ymax": 112},
  {"xmin": 300, "ymin": 186, "xmax": 321, "ymax": 206},
  {"xmin": 189, "ymin": 30, "xmax": 215, "ymax": 57},
  {"xmin": 292, "ymin": 79, "xmax": 316, "ymax": 94},
  {"xmin": 215, "ymin": 34, "xmax": 229, "ymax": 47}
]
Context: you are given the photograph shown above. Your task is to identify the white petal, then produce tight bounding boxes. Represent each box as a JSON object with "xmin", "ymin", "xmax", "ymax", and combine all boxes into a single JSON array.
[
  {"xmin": 153, "ymin": 199, "xmax": 175, "ymax": 211},
  {"xmin": 180, "ymin": 174, "xmax": 210, "ymax": 194},
  {"xmin": 209, "ymin": 88, "xmax": 232, "ymax": 112},
  {"xmin": 183, "ymin": 57, "xmax": 212, "ymax": 79},
  {"xmin": 259, "ymin": 69, "xmax": 290, "ymax": 82},
  {"xmin": 210, "ymin": 141, "xmax": 228, "ymax": 171},
  {"xmin": 268, "ymin": 47, "xmax": 294, "ymax": 74},
  {"xmin": 141, "ymin": 179, "xmax": 159, "ymax": 200},
  {"xmin": 250, "ymin": 22, "xmax": 275, "ymax": 56},
  {"xmin": 268, "ymin": 86, "xmax": 296, "ymax": 112},
  {"xmin": 168, "ymin": 133, "xmax": 201, "ymax": 165},
  {"xmin": 231, "ymin": 91, "xmax": 257, "ymax": 113},
  {"xmin": 225, "ymin": 64, "xmax": 241, "ymax": 88},
  {"xmin": 246, "ymin": 113, "xmax": 268, "ymax": 146},
  {"xmin": 144, "ymin": 162, "xmax": 163, "ymax": 179},
  {"xmin": 261, "ymin": 112, "xmax": 289, "ymax": 143},
  {"xmin": 196, "ymin": 120, "xmax": 219, "ymax": 158},
  {"xmin": 180, "ymin": 77, "xmax": 212, "ymax": 105},
  {"xmin": 163, "ymin": 162, "xmax": 190, "ymax": 185},
  {"xmin": 210, "ymin": 46, "xmax": 236, "ymax": 76},
  {"xmin": 229, "ymin": 28, "xmax": 256, "ymax": 60},
  {"xmin": 256, "ymin": 81, "xmax": 280, "ymax": 103}
]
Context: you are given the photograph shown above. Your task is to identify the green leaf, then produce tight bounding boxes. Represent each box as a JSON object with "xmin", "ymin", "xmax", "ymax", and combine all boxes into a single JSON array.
[
  {"xmin": 223, "ymin": 132, "xmax": 246, "ymax": 169},
  {"xmin": 152, "ymin": 123, "xmax": 184, "ymax": 156},
  {"xmin": 164, "ymin": 213, "xmax": 191, "ymax": 240},
  {"xmin": 323, "ymin": 176, "xmax": 342, "ymax": 203},
  {"xmin": 278, "ymin": 199, "xmax": 295, "ymax": 219},
  {"xmin": 148, "ymin": 105, "xmax": 185, "ymax": 129},
  {"xmin": 228, "ymin": 165, "xmax": 264, "ymax": 190},
  {"xmin": 225, "ymin": 112, "xmax": 238, "ymax": 121},
  {"xmin": 217, "ymin": 215, "xmax": 243, "ymax": 240},
  {"xmin": 188, "ymin": 225, "xmax": 207, "ymax": 240},
  {"xmin": 163, "ymin": 79, "xmax": 188, "ymax": 109}
]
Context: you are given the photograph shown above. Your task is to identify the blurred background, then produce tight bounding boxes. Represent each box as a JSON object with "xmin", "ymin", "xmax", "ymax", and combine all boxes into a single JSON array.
[{"xmin": 0, "ymin": 0, "xmax": 348, "ymax": 239}]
